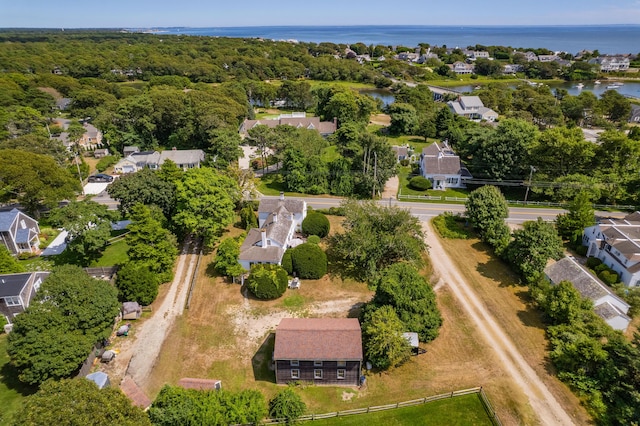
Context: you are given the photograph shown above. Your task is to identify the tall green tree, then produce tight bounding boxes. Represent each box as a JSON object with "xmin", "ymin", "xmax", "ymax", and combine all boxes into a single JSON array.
[
  {"xmin": 330, "ymin": 200, "xmax": 426, "ymax": 282},
  {"xmin": 555, "ymin": 192, "xmax": 595, "ymax": 241},
  {"xmin": 388, "ymin": 102, "xmax": 418, "ymax": 135},
  {"xmin": 269, "ymin": 388, "xmax": 306, "ymax": 423},
  {"xmin": 12, "ymin": 378, "xmax": 151, "ymax": 426},
  {"xmin": 107, "ymin": 168, "xmax": 176, "ymax": 218},
  {"xmin": 0, "ymin": 149, "xmax": 78, "ymax": 215},
  {"xmin": 49, "ymin": 200, "xmax": 118, "ymax": 265},
  {"xmin": 214, "ymin": 236, "xmax": 245, "ymax": 282},
  {"xmin": 372, "ymin": 263, "xmax": 442, "ymax": 342},
  {"xmin": 362, "ymin": 305, "xmax": 412, "ymax": 370},
  {"xmin": 174, "ymin": 167, "xmax": 239, "ymax": 247},
  {"xmin": 505, "ymin": 218, "xmax": 563, "ymax": 282},
  {"xmin": 126, "ymin": 203, "xmax": 178, "ymax": 283},
  {"xmin": 7, "ymin": 265, "xmax": 119, "ymax": 385},
  {"xmin": 115, "ymin": 261, "xmax": 159, "ymax": 305},
  {"xmin": 465, "ymin": 185, "xmax": 509, "ymax": 248}
]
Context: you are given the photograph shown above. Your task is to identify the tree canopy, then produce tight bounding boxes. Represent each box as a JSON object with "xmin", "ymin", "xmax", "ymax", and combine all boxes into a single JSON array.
[
  {"xmin": 106, "ymin": 168, "xmax": 176, "ymax": 219},
  {"xmin": 11, "ymin": 378, "xmax": 151, "ymax": 426},
  {"xmin": 7, "ymin": 265, "xmax": 119, "ymax": 385},
  {"xmin": 361, "ymin": 305, "xmax": 412, "ymax": 370},
  {"xmin": 330, "ymin": 200, "xmax": 426, "ymax": 282}
]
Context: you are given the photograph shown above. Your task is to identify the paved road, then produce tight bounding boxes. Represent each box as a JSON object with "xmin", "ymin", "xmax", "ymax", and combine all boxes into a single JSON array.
[{"xmin": 260, "ymin": 195, "xmax": 626, "ymax": 224}]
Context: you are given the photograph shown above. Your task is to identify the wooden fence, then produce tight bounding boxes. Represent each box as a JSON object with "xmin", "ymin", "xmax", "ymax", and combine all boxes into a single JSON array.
[
  {"xmin": 236, "ymin": 387, "xmax": 501, "ymax": 425},
  {"xmin": 185, "ymin": 238, "xmax": 204, "ymax": 310}
]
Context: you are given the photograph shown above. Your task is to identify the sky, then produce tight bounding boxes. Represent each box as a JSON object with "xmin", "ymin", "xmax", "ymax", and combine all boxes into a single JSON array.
[{"xmin": 2, "ymin": 0, "xmax": 640, "ymax": 28}]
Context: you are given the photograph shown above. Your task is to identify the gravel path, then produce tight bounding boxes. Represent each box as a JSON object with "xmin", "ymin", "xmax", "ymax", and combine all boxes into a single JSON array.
[
  {"xmin": 424, "ymin": 221, "xmax": 576, "ymax": 426},
  {"xmin": 122, "ymin": 237, "xmax": 199, "ymax": 388}
]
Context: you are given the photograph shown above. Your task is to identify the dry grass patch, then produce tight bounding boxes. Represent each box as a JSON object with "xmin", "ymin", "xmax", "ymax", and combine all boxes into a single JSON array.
[{"xmin": 437, "ymin": 236, "xmax": 592, "ymax": 425}]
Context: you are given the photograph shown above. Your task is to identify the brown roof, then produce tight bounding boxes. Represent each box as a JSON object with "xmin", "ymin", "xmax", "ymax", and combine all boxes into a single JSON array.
[
  {"xmin": 178, "ymin": 378, "xmax": 221, "ymax": 390},
  {"xmin": 240, "ymin": 117, "xmax": 336, "ymax": 136},
  {"xmin": 423, "ymin": 156, "xmax": 465, "ymax": 176},
  {"xmin": 273, "ymin": 318, "xmax": 363, "ymax": 361},
  {"xmin": 120, "ymin": 376, "xmax": 152, "ymax": 409}
]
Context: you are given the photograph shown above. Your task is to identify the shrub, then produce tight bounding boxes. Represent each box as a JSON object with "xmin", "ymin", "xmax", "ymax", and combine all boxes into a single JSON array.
[
  {"xmin": 431, "ymin": 212, "xmax": 471, "ymax": 239},
  {"xmin": 399, "ymin": 159, "xmax": 410, "ymax": 166},
  {"xmin": 239, "ymin": 205, "xmax": 258, "ymax": 230},
  {"xmin": 409, "ymin": 176, "xmax": 431, "ymax": 191},
  {"xmin": 575, "ymin": 245, "xmax": 588, "ymax": 256},
  {"xmin": 0, "ymin": 315, "xmax": 6, "ymax": 332},
  {"xmin": 281, "ymin": 249, "xmax": 293, "ymax": 275},
  {"xmin": 594, "ymin": 264, "xmax": 608, "ymax": 274},
  {"xmin": 268, "ymin": 388, "xmax": 306, "ymax": 423},
  {"xmin": 291, "ymin": 243, "xmax": 327, "ymax": 279},
  {"xmin": 307, "ymin": 235, "xmax": 321, "ymax": 244},
  {"xmin": 586, "ymin": 257, "xmax": 602, "ymax": 268},
  {"xmin": 247, "ymin": 264, "xmax": 288, "ymax": 299},
  {"xmin": 116, "ymin": 262, "xmax": 159, "ymax": 305},
  {"xmin": 598, "ymin": 270, "xmax": 619, "ymax": 285},
  {"xmin": 95, "ymin": 155, "xmax": 118, "ymax": 172},
  {"xmin": 302, "ymin": 212, "xmax": 330, "ymax": 238}
]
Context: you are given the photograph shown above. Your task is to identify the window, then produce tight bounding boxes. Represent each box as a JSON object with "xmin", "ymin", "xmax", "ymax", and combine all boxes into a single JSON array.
[
  {"xmin": 337, "ymin": 360, "xmax": 346, "ymax": 367},
  {"xmin": 4, "ymin": 296, "xmax": 21, "ymax": 307},
  {"xmin": 291, "ymin": 369, "xmax": 300, "ymax": 379},
  {"xmin": 314, "ymin": 369, "xmax": 323, "ymax": 379},
  {"xmin": 337, "ymin": 369, "xmax": 346, "ymax": 380},
  {"xmin": 313, "ymin": 360, "xmax": 323, "ymax": 367},
  {"xmin": 33, "ymin": 278, "xmax": 42, "ymax": 292},
  {"xmin": 290, "ymin": 360, "xmax": 299, "ymax": 366}
]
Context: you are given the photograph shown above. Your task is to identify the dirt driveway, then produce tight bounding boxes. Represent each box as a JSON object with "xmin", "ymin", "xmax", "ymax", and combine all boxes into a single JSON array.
[{"xmin": 423, "ymin": 221, "xmax": 576, "ymax": 426}]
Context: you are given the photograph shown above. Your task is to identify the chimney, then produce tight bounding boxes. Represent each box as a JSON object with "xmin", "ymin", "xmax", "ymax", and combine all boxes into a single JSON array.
[
  {"xmin": 261, "ymin": 229, "xmax": 267, "ymax": 248},
  {"xmin": 279, "ymin": 192, "xmax": 284, "ymax": 201}
]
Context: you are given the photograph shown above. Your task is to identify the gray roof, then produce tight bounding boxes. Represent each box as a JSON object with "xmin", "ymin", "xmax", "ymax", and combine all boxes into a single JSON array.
[
  {"xmin": 258, "ymin": 199, "xmax": 305, "ymax": 216},
  {"xmin": 239, "ymin": 229, "xmax": 285, "ymax": 264},
  {"xmin": 0, "ymin": 273, "xmax": 33, "ymax": 298},
  {"xmin": 594, "ymin": 301, "xmax": 630, "ymax": 321},
  {"xmin": 0, "ymin": 209, "xmax": 20, "ymax": 232},
  {"xmin": 421, "ymin": 143, "xmax": 471, "ymax": 177},
  {"xmin": 159, "ymin": 149, "xmax": 205, "ymax": 165},
  {"xmin": 240, "ymin": 117, "xmax": 336, "ymax": 136},
  {"xmin": 544, "ymin": 257, "xmax": 628, "ymax": 308},
  {"xmin": 15, "ymin": 228, "xmax": 31, "ymax": 243},
  {"xmin": 131, "ymin": 151, "xmax": 161, "ymax": 166},
  {"xmin": 264, "ymin": 213, "xmax": 294, "ymax": 247},
  {"xmin": 86, "ymin": 372, "xmax": 109, "ymax": 389},
  {"xmin": 459, "ymin": 96, "xmax": 484, "ymax": 109}
]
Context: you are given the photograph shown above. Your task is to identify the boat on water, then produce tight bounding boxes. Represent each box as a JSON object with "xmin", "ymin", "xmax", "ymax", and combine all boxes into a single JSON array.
[
  {"xmin": 594, "ymin": 80, "xmax": 601, "ymax": 85},
  {"xmin": 576, "ymin": 83, "xmax": 584, "ymax": 89},
  {"xmin": 606, "ymin": 82, "xmax": 623, "ymax": 89}
]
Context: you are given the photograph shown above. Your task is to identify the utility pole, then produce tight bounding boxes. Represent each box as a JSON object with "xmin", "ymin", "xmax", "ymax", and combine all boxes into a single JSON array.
[
  {"xmin": 372, "ymin": 151, "xmax": 377, "ymax": 199},
  {"xmin": 524, "ymin": 165, "xmax": 535, "ymax": 204}
]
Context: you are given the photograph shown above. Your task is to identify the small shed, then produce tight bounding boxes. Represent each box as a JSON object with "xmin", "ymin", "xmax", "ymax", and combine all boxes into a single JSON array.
[
  {"xmin": 178, "ymin": 378, "xmax": 222, "ymax": 391},
  {"xmin": 86, "ymin": 371, "xmax": 110, "ymax": 389},
  {"xmin": 93, "ymin": 148, "xmax": 109, "ymax": 158},
  {"xmin": 122, "ymin": 302, "xmax": 142, "ymax": 320},
  {"xmin": 403, "ymin": 332, "xmax": 426, "ymax": 355}
]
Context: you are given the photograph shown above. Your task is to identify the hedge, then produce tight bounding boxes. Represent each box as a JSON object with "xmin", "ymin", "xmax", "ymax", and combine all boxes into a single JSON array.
[
  {"xmin": 302, "ymin": 212, "xmax": 330, "ymax": 238},
  {"xmin": 247, "ymin": 264, "xmax": 288, "ymax": 299},
  {"xmin": 291, "ymin": 243, "xmax": 327, "ymax": 279},
  {"xmin": 409, "ymin": 176, "xmax": 431, "ymax": 191}
]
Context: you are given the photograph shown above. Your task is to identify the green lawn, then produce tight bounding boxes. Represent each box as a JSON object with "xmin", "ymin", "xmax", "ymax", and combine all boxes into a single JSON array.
[
  {"xmin": 397, "ymin": 166, "xmax": 470, "ymax": 201},
  {"xmin": 91, "ymin": 238, "xmax": 129, "ymax": 267},
  {"xmin": 257, "ymin": 173, "xmax": 316, "ymax": 198},
  {"xmin": 0, "ymin": 335, "xmax": 37, "ymax": 424},
  {"xmin": 308, "ymin": 393, "xmax": 494, "ymax": 426}
]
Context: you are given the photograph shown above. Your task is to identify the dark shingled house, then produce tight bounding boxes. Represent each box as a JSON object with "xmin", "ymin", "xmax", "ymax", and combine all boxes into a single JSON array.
[
  {"xmin": 0, "ymin": 272, "xmax": 49, "ymax": 325},
  {"xmin": 273, "ymin": 318, "xmax": 362, "ymax": 386}
]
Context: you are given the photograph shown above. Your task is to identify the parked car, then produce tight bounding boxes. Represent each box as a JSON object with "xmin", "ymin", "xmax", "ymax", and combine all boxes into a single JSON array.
[{"xmin": 87, "ymin": 174, "xmax": 114, "ymax": 183}]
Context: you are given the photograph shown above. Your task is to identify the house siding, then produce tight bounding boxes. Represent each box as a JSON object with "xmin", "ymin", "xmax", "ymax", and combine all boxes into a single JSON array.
[{"xmin": 275, "ymin": 360, "xmax": 361, "ymax": 386}]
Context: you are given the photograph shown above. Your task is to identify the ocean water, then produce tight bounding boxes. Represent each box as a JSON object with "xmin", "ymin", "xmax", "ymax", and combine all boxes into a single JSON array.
[{"xmin": 141, "ymin": 25, "xmax": 640, "ymax": 55}]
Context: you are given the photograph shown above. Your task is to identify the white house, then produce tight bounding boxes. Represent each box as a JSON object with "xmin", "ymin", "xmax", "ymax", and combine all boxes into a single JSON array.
[
  {"xmin": 113, "ymin": 149, "xmax": 205, "ymax": 174},
  {"xmin": 238, "ymin": 194, "xmax": 307, "ymax": 270},
  {"xmin": 0, "ymin": 209, "xmax": 40, "ymax": 255},
  {"xmin": 582, "ymin": 212, "xmax": 640, "ymax": 287},
  {"xmin": 588, "ymin": 56, "xmax": 630, "ymax": 72},
  {"xmin": 545, "ymin": 256, "xmax": 631, "ymax": 331},
  {"xmin": 447, "ymin": 96, "xmax": 498, "ymax": 122},
  {"xmin": 420, "ymin": 142, "xmax": 472, "ymax": 190},
  {"xmin": 451, "ymin": 61, "xmax": 474, "ymax": 74}
]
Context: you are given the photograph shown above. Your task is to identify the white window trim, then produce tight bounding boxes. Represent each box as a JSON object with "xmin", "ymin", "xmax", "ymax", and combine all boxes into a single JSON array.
[
  {"xmin": 290, "ymin": 360, "xmax": 299, "ymax": 366},
  {"xmin": 313, "ymin": 360, "xmax": 323, "ymax": 367},
  {"xmin": 337, "ymin": 369, "xmax": 346, "ymax": 380},
  {"xmin": 291, "ymin": 369, "xmax": 300, "ymax": 379},
  {"xmin": 314, "ymin": 369, "xmax": 323, "ymax": 379},
  {"xmin": 337, "ymin": 360, "xmax": 346, "ymax": 367},
  {"xmin": 4, "ymin": 296, "xmax": 22, "ymax": 307}
]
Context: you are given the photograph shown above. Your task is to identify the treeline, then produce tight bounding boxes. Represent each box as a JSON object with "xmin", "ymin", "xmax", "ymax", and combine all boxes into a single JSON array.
[{"xmin": 463, "ymin": 187, "xmax": 640, "ymax": 425}]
